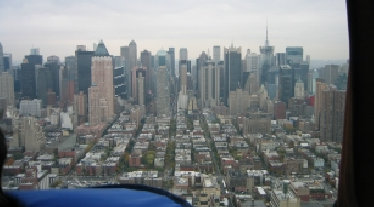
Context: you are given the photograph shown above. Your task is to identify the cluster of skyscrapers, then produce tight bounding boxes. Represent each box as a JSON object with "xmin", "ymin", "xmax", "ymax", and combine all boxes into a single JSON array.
[{"xmin": 0, "ymin": 26, "xmax": 347, "ymax": 146}]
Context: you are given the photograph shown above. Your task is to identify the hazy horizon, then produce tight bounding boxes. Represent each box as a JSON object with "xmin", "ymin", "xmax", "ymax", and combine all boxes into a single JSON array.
[{"xmin": 0, "ymin": 0, "xmax": 349, "ymax": 63}]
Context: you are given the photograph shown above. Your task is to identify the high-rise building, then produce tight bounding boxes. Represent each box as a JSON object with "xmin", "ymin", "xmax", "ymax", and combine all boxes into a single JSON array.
[
  {"xmin": 157, "ymin": 66, "xmax": 170, "ymax": 117},
  {"xmin": 168, "ymin": 48, "xmax": 175, "ymax": 78},
  {"xmin": 141, "ymin": 50, "xmax": 152, "ymax": 69},
  {"xmin": 248, "ymin": 72, "xmax": 259, "ymax": 95},
  {"xmin": 120, "ymin": 45, "xmax": 131, "ymax": 99},
  {"xmin": 293, "ymin": 62, "xmax": 309, "ymax": 93},
  {"xmin": 12, "ymin": 116, "xmax": 45, "ymax": 152},
  {"xmin": 45, "ymin": 56, "xmax": 61, "ymax": 98},
  {"xmin": 120, "ymin": 46, "xmax": 129, "ymax": 58},
  {"xmin": 113, "ymin": 66, "xmax": 126, "ymax": 100},
  {"xmin": 120, "ymin": 45, "xmax": 129, "ymax": 68},
  {"xmin": 276, "ymin": 53, "xmax": 287, "ymax": 67},
  {"xmin": 319, "ymin": 64, "xmax": 339, "ymax": 85},
  {"xmin": 306, "ymin": 55, "xmax": 311, "ymax": 65},
  {"xmin": 200, "ymin": 61, "xmax": 222, "ymax": 107},
  {"xmin": 213, "ymin": 45, "xmax": 221, "ymax": 63},
  {"xmin": 0, "ymin": 42, "xmax": 4, "ymax": 72},
  {"xmin": 74, "ymin": 91, "xmax": 87, "ymax": 125},
  {"xmin": 131, "ymin": 67, "xmax": 147, "ymax": 104},
  {"xmin": 279, "ymin": 65, "xmax": 293, "ymax": 103},
  {"xmin": 246, "ymin": 51, "xmax": 260, "ymax": 92},
  {"xmin": 224, "ymin": 45, "xmax": 242, "ymax": 106},
  {"xmin": 93, "ymin": 43, "xmax": 98, "ymax": 51},
  {"xmin": 274, "ymin": 101, "xmax": 286, "ymax": 119},
  {"xmin": 136, "ymin": 72, "xmax": 145, "ymax": 105},
  {"xmin": 30, "ymin": 48, "xmax": 40, "ymax": 55},
  {"xmin": 286, "ymin": 46, "xmax": 303, "ymax": 66},
  {"xmin": 314, "ymin": 79, "xmax": 328, "ymax": 130},
  {"xmin": 63, "ymin": 56, "xmax": 77, "ymax": 102},
  {"xmin": 320, "ymin": 88, "xmax": 346, "ymax": 142},
  {"xmin": 20, "ymin": 52, "xmax": 43, "ymax": 99},
  {"xmin": 2, "ymin": 54, "xmax": 12, "ymax": 72},
  {"xmin": 294, "ymin": 79, "xmax": 305, "ymax": 99},
  {"xmin": 259, "ymin": 25, "xmax": 275, "ymax": 85},
  {"xmin": 197, "ymin": 51, "xmax": 210, "ymax": 101},
  {"xmin": 76, "ymin": 47, "xmax": 94, "ymax": 94},
  {"xmin": 179, "ymin": 61, "xmax": 188, "ymax": 95},
  {"xmin": 179, "ymin": 47, "xmax": 191, "ymax": 90},
  {"xmin": 140, "ymin": 50, "xmax": 153, "ymax": 104},
  {"xmin": 156, "ymin": 49, "xmax": 169, "ymax": 68},
  {"xmin": 35, "ymin": 65, "xmax": 52, "ymax": 106},
  {"xmin": 0, "ymin": 72, "xmax": 14, "ymax": 106},
  {"xmin": 47, "ymin": 89, "xmax": 57, "ymax": 106},
  {"xmin": 229, "ymin": 88, "xmax": 249, "ymax": 115},
  {"xmin": 88, "ymin": 40, "xmax": 114, "ymax": 125},
  {"xmin": 129, "ymin": 40, "xmax": 137, "ymax": 70},
  {"xmin": 180, "ymin": 48, "xmax": 188, "ymax": 61}
]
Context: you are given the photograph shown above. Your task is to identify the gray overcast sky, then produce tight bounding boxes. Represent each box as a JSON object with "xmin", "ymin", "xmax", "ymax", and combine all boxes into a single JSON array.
[{"xmin": 0, "ymin": 0, "xmax": 349, "ymax": 63}]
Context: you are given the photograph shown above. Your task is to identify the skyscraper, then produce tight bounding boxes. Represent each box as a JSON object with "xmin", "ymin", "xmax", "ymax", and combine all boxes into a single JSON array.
[
  {"xmin": 275, "ymin": 53, "xmax": 287, "ymax": 67},
  {"xmin": 224, "ymin": 45, "xmax": 242, "ymax": 106},
  {"xmin": 13, "ymin": 116, "xmax": 45, "ymax": 152},
  {"xmin": 121, "ymin": 45, "xmax": 131, "ymax": 99},
  {"xmin": 140, "ymin": 50, "xmax": 153, "ymax": 105},
  {"xmin": 74, "ymin": 91, "xmax": 87, "ymax": 125},
  {"xmin": 129, "ymin": 40, "xmax": 137, "ymax": 70},
  {"xmin": 180, "ymin": 48, "xmax": 188, "ymax": 61},
  {"xmin": 294, "ymin": 79, "xmax": 305, "ymax": 99},
  {"xmin": 246, "ymin": 51, "xmax": 260, "ymax": 92},
  {"xmin": 35, "ymin": 65, "xmax": 52, "ymax": 106},
  {"xmin": 200, "ymin": 61, "xmax": 221, "ymax": 107},
  {"xmin": 88, "ymin": 40, "xmax": 114, "ymax": 125},
  {"xmin": 64, "ymin": 56, "xmax": 77, "ymax": 102},
  {"xmin": 157, "ymin": 66, "xmax": 170, "ymax": 117},
  {"xmin": 179, "ymin": 48, "xmax": 191, "ymax": 92},
  {"xmin": 45, "ymin": 56, "xmax": 61, "ymax": 98},
  {"xmin": 0, "ymin": 42, "xmax": 4, "ymax": 72},
  {"xmin": 179, "ymin": 62, "xmax": 187, "ymax": 96},
  {"xmin": 286, "ymin": 46, "xmax": 303, "ymax": 66},
  {"xmin": 76, "ymin": 47, "xmax": 94, "ymax": 94},
  {"xmin": 168, "ymin": 48, "xmax": 175, "ymax": 78},
  {"xmin": 320, "ymin": 64, "xmax": 339, "ymax": 85},
  {"xmin": 20, "ymin": 51, "xmax": 43, "ymax": 99},
  {"xmin": 136, "ymin": 71, "xmax": 145, "ymax": 106},
  {"xmin": 197, "ymin": 51, "xmax": 210, "ymax": 100},
  {"xmin": 259, "ymin": 24, "xmax": 275, "ymax": 85},
  {"xmin": 0, "ymin": 72, "xmax": 14, "ymax": 106},
  {"xmin": 131, "ymin": 67, "xmax": 147, "ymax": 104},
  {"xmin": 279, "ymin": 65, "xmax": 293, "ymax": 103},
  {"xmin": 314, "ymin": 79, "xmax": 328, "ymax": 130},
  {"xmin": 125, "ymin": 40, "xmax": 137, "ymax": 99},
  {"xmin": 113, "ymin": 66, "xmax": 126, "ymax": 100},
  {"xmin": 2, "ymin": 53, "xmax": 12, "ymax": 72},
  {"xmin": 320, "ymin": 88, "xmax": 346, "ymax": 142},
  {"xmin": 141, "ymin": 50, "xmax": 152, "ymax": 69},
  {"xmin": 213, "ymin": 45, "xmax": 221, "ymax": 63}
]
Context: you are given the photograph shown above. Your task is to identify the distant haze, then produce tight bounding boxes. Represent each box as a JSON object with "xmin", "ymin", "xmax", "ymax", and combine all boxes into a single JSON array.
[{"xmin": 0, "ymin": 0, "xmax": 349, "ymax": 63}]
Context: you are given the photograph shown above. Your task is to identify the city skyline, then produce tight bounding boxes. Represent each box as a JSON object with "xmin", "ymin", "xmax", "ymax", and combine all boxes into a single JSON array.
[{"xmin": 0, "ymin": 0, "xmax": 348, "ymax": 62}]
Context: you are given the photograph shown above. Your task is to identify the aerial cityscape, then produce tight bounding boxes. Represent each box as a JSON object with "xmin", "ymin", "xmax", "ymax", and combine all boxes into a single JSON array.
[
  {"xmin": 0, "ymin": 1, "xmax": 349, "ymax": 207},
  {"xmin": 0, "ymin": 30, "xmax": 348, "ymax": 206}
]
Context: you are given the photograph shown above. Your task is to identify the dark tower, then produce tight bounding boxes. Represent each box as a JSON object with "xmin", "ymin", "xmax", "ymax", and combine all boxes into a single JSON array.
[
  {"xmin": 224, "ymin": 45, "xmax": 242, "ymax": 106},
  {"xmin": 20, "ymin": 54, "xmax": 42, "ymax": 99},
  {"xmin": 76, "ymin": 49, "xmax": 94, "ymax": 94}
]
